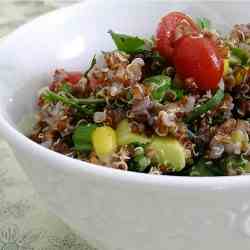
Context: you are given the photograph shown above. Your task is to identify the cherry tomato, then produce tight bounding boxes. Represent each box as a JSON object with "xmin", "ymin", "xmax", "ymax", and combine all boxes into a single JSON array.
[
  {"xmin": 173, "ymin": 35, "xmax": 224, "ymax": 91},
  {"xmin": 64, "ymin": 72, "xmax": 82, "ymax": 85},
  {"xmin": 156, "ymin": 11, "xmax": 199, "ymax": 61}
]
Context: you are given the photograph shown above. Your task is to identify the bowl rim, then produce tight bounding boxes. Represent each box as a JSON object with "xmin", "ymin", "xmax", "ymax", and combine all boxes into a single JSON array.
[{"xmin": 1, "ymin": 0, "xmax": 250, "ymax": 190}]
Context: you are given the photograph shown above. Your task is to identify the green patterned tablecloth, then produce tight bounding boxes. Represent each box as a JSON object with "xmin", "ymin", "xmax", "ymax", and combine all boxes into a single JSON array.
[{"xmin": 0, "ymin": 1, "xmax": 96, "ymax": 249}]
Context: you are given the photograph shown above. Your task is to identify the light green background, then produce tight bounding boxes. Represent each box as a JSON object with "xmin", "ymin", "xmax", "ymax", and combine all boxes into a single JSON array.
[{"xmin": 0, "ymin": 1, "xmax": 96, "ymax": 249}]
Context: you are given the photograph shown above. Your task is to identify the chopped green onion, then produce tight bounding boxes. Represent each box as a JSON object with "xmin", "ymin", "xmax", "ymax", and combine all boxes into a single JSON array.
[
  {"xmin": 132, "ymin": 155, "xmax": 151, "ymax": 172},
  {"xmin": 72, "ymin": 124, "xmax": 97, "ymax": 152}
]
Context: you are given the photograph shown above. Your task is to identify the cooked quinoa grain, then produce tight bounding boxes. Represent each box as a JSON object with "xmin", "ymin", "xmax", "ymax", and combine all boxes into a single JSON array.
[{"xmin": 29, "ymin": 13, "xmax": 250, "ymax": 176}]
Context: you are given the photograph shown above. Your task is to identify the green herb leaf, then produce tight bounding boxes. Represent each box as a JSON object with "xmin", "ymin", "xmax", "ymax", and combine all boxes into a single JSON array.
[
  {"xmin": 42, "ymin": 90, "xmax": 82, "ymax": 110},
  {"xmin": 135, "ymin": 155, "xmax": 151, "ymax": 172},
  {"xmin": 42, "ymin": 91, "xmax": 105, "ymax": 111},
  {"xmin": 144, "ymin": 75, "xmax": 171, "ymax": 86},
  {"xmin": 109, "ymin": 30, "xmax": 147, "ymax": 54},
  {"xmin": 186, "ymin": 88, "xmax": 224, "ymax": 123},
  {"xmin": 220, "ymin": 155, "xmax": 250, "ymax": 175},
  {"xmin": 128, "ymin": 154, "xmax": 151, "ymax": 172},
  {"xmin": 144, "ymin": 75, "xmax": 171, "ymax": 102},
  {"xmin": 190, "ymin": 159, "xmax": 219, "ymax": 176},
  {"xmin": 73, "ymin": 124, "xmax": 97, "ymax": 152},
  {"xmin": 59, "ymin": 83, "xmax": 72, "ymax": 94},
  {"xmin": 144, "ymin": 75, "xmax": 184, "ymax": 102},
  {"xmin": 171, "ymin": 87, "xmax": 184, "ymax": 101},
  {"xmin": 229, "ymin": 55, "xmax": 242, "ymax": 66},
  {"xmin": 231, "ymin": 47, "xmax": 250, "ymax": 66},
  {"xmin": 84, "ymin": 55, "xmax": 97, "ymax": 76},
  {"xmin": 197, "ymin": 17, "xmax": 211, "ymax": 30},
  {"xmin": 74, "ymin": 143, "xmax": 93, "ymax": 152}
]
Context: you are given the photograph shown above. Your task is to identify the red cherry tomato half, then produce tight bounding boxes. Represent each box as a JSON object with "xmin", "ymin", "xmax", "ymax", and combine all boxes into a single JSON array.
[
  {"xmin": 156, "ymin": 11, "xmax": 199, "ymax": 61},
  {"xmin": 64, "ymin": 72, "xmax": 82, "ymax": 85},
  {"xmin": 173, "ymin": 35, "xmax": 224, "ymax": 91}
]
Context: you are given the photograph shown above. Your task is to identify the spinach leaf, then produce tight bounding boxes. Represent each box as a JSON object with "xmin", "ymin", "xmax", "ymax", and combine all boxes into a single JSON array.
[{"xmin": 109, "ymin": 30, "xmax": 148, "ymax": 54}]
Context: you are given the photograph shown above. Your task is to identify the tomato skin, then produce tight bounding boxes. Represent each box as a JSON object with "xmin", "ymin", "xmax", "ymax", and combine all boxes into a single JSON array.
[
  {"xmin": 156, "ymin": 11, "xmax": 199, "ymax": 61},
  {"xmin": 65, "ymin": 72, "xmax": 82, "ymax": 85},
  {"xmin": 173, "ymin": 35, "xmax": 224, "ymax": 91}
]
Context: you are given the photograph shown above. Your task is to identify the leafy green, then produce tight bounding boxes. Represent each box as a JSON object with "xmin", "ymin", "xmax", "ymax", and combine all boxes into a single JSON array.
[
  {"xmin": 231, "ymin": 47, "xmax": 250, "ymax": 66},
  {"xmin": 186, "ymin": 88, "xmax": 224, "ymax": 123},
  {"xmin": 74, "ymin": 143, "xmax": 93, "ymax": 152},
  {"xmin": 128, "ymin": 143, "xmax": 151, "ymax": 172},
  {"xmin": 144, "ymin": 75, "xmax": 183, "ymax": 102},
  {"xmin": 109, "ymin": 30, "xmax": 149, "ymax": 54},
  {"xmin": 84, "ymin": 55, "xmax": 97, "ymax": 76},
  {"xmin": 229, "ymin": 55, "xmax": 242, "ymax": 66},
  {"xmin": 43, "ymin": 90, "xmax": 82, "ymax": 109},
  {"xmin": 59, "ymin": 83, "xmax": 72, "ymax": 94},
  {"xmin": 220, "ymin": 155, "xmax": 250, "ymax": 175},
  {"xmin": 144, "ymin": 75, "xmax": 171, "ymax": 86},
  {"xmin": 72, "ymin": 124, "xmax": 97, "ymax": 151},
  {"xmin": 134, "ymin": 155, "xmax": 151, "ymax": 172},
  {"xmin": 190, "ymin": 158, "xmax": 223, "ymax": 177},
  {"xmin": 196, "ymin": 17, "xmax": 211, "ymax": 30},
  {"xmin": 190, "ymin": 155, "xmax": 250, "ymax": 177},
  {"xmin": 144, "ymin": 75, "xmax": 171, "ymax": 102},
  {"xmin": 171, "ymin": 87, "xmax": 184, "ymax": 101},
  {"xmin": 42, "ymin": 90, "xmax": 105, "ymax": 113}
]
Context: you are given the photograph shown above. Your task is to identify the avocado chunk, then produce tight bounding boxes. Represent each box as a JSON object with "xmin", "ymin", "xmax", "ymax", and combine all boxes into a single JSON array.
[
  {"xmin": 116, "ymin": 119, "xmax": 151, "ymax": 146},
  {"xmin": 148, "ymin": 137, "xmax": 186, "ymax": 172}
]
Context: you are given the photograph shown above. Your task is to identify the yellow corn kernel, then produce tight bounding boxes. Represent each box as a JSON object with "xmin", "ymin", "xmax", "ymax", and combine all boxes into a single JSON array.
[
  {"xmin": 231, "ymin": 130, "xmax": 248, "ymax": 144},
  {"xmin": 223, "ymin": 59, "xmax": 229, "ymax": 76},
  {"xmin": 92, "ymin": 126, "xmax": 117, "ymax": 161},
  {"xmin": 235, "ymin": 68, "xmax": 248, "ymax": 85}
]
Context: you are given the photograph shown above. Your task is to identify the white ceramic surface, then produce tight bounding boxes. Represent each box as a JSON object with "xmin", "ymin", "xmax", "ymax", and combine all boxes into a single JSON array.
[{"xmin": 0, "ymin": 1, "xmax": 250, "ymax": 249}]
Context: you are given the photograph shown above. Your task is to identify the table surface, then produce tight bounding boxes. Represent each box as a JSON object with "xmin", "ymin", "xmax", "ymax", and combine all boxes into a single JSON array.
[{"xmin": 0, "ymin": 1, "xmax": 96, "ymax": 249}]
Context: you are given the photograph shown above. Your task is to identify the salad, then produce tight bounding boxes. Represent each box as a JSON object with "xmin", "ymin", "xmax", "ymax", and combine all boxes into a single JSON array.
[{"xmin": 29, "ymin": 12, "xmax": 250, "ymax": 176}]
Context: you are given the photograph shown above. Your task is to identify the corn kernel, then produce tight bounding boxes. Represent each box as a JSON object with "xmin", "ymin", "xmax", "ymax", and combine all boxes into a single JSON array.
[
  {"xmin": 231, "ymin": 130, "xmax": 248, "ymax": 144},
  {"xmin": 92, "ymin": 126, "xmax": 117, "ymax": 161},
  {"xmin": 223, "ymin": 59, "xmax": 229, "ymax": 76}
]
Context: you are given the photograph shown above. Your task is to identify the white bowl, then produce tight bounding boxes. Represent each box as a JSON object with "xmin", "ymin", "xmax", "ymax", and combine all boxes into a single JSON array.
[{"xmin": 1, "ymin": 1, "xmax": 250, "ymax": 249}]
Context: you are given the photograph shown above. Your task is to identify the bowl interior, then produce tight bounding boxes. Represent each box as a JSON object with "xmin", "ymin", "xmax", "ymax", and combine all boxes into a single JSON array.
[{"xmin": 0, "ymin": 0, "xmax": 249, "ymax": 131}]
